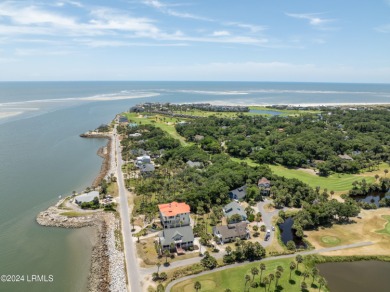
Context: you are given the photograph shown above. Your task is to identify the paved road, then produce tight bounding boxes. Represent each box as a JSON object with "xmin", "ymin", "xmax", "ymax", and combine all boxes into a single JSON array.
[
  {"xmin": 114, "ymin": 125, "xmax": 142, "ymax": 292},
  {"xmin": 165, "ymin": 241, "xmax": 374, "ymax": 291},
  {"xmin": 256, "ymin": 198, "xmax": 287, "ymax": 247}
]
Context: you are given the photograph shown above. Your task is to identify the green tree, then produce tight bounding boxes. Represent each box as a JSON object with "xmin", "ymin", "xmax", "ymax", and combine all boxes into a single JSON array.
[
  {"xmin": 251, "ymin": 267, "xmax": 259, "ymax": 282},
  {"xmin": 287, "ymin": 240, "xmax": 296, "ymax": 251},
  {"xmin": 156, "ymin": 283, "xmax": 165, "ymax": 292},
  {"xmin": 289, "ymin": 261, "xmax": 296, "ymax": 280},
  {"xmin": 163, "ymin": 249, "xmax": 170, "ymax": 264},
  {"xmin": 275, "ymin": 271, "xmax": 281, "ymax": 288},
  {"xmin": 296, "ymin": 255, "xmax": 303, "ymax": 271},
  {"xmin": 156, "ymin": 262, "xmax": 161, "ymax": 275},
  {"xmin": 262, "ymin": 276, "xmax": 269, "ymax": 291},
  {"xmin": 200, "ymin": 251, "xmax": 217, "ymax": 270},
  {"xmin": 269, "ymin": 273, "xmax": 275, "ymax": 288},
  {"xmin": 302, "ymin": 270, "xmax": 309, "ymax": 282},
  {"xmin": 225, "ymin": 246, "xmax": 232, "ymax": 255},
  {"xmin": 260, "ymin": 263, "xmax": 266, "ymax": 282},
  {"xmin": 244, "ymin": 274, "xmax": 251, "ymax": 291},
  {"xmin": 318, "ymin": 276, "xmax": 327, "ymax": 291},
  {"xmin": 311, "ymin": 267, "xmax": 319, "ymax": 285},
  {"xmin": 194, "ymin": 281, "xmax": 201, "ymax": 292},
  {"xmin": 301, "ymin": 281, "xmax": 307, "ymax": 291}
]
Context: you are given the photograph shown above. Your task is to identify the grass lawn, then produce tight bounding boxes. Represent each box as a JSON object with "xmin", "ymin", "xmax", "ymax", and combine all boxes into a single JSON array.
[
  {"xmin": 376, "ymin": 215, "xmax": 390, "ymax": 235},
  {"xmin": 230, "ymin": 157, "xmax": 376, "ymax": 192},
  {"xmin": 171, "ymin": 257, "xmax": 327, "ymax": 292},
  {"xmin": 124, "ymin": 112, "xmax": 191, "ymax": 146},
  {"xmin": 60, "ymin": 211, "xmax": 94, "ymax": 217},
  {"xmin": 249, "ymin": 106, "xmax": 321, "ymax": 116}
]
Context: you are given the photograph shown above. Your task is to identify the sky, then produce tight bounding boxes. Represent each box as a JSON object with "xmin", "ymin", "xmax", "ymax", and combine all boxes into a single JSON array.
[{"xmin": 0, "ymin": 0, "xmax": 389, "ymax": 82}]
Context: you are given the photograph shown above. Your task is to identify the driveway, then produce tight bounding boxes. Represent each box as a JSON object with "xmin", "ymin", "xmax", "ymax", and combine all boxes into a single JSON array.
[{"xmin": 256, "ymin": 198, "xmax": 287, "ymax": 247}]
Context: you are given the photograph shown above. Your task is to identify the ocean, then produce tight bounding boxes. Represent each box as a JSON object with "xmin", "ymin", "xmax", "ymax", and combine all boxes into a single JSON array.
[{"xmin": 0, "ymin": 81, "xmax": 389, "ymax": 292}]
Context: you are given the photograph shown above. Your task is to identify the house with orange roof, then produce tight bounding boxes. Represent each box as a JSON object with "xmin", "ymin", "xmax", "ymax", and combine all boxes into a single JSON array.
[{"xmin": 158, "ymin": 201, "xmax": 191, "ymax": 229}]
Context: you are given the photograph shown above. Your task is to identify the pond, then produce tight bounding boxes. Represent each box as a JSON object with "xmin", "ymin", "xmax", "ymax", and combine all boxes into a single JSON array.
[
  {"xmin": 278, "ymin": 217, "xmax": 307, "ymax": 249},
  {"xmin": 353, "ymin": 192, "xmax": 390, "ymax": 207},
  {"xmin": 318, "ymin": 261, "xmax": 390, "ymax": 292},
  {"xmin": 249, "ymin": 109, "xmax": 283, "ymax": 116}
]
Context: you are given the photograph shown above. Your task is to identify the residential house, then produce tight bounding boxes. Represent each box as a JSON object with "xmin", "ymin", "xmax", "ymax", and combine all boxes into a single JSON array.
[
  {"xmin": 228, "ymin": 185, "xmax": 247, "ymax": 201},
  {"xmin": 258, "ymin": 177, "xmax": 271, "ymax": 195},
  {"xmin": 128, "ymin": 123, "xmax": 139, "ymax": 128},
  {"xmin": 118, "ymin": 116, "xmax": 128, "ymax": 123},
  {"xmin": 338, "ymin": 154, "xmax": 354, "ymax": 161},
  {"xmin": 213, "ymin": 222, "xmax": 249, "ymax": 244},
  {"xmin": 139, "ymin": 163, "xmax": 155, "ymax": 174},
  {"xmin": 194, "ymin": 135, "xmax": 204, "ymax": 141},
  {"xmin": 158, "ymin": 202, "xmax": 191, "ymax": 228},
  {"xmin": 223, "ymin": 201, "xmax": 247, "ymax": 222},
  {"xmin": 158, "ymin": 226, "xmax": 194, "ymax": 253},
  {"xmin": 186, "ymin": 160, "xmax": 203, "ymax": 168},
  {"xmin": 136, "ymin": 155, "xmax": 151, "ymax": 165}
]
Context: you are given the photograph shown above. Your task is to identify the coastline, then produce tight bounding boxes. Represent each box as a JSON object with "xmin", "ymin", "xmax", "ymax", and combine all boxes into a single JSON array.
[
  {"xmin": 202, "ymin": 101, "xmax": 390, "ymax": 107},
  {"xmin": 36, "ymin": 129, "xmax": 127, "ymax": 292}
]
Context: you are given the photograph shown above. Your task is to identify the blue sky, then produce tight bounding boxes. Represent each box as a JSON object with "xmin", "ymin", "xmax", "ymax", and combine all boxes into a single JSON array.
[{"xmin": 0, "ymin": 0, "xmax": 389, "ymax": 82}]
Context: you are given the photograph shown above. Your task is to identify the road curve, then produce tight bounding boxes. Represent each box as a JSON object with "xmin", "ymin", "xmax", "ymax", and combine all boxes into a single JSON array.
[
  {"xmin": 165, "ymin": 241, "xmax": 373, "ymax": 291},
  {"xmin": 114, "ymin": 125, "xmax": 142, "ymax": 292}
]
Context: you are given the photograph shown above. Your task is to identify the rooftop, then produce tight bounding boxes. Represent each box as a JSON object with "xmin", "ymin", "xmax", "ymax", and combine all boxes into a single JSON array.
[
  {"xmin": 75, "ymin": 191, "xmax": 99, "ymax": 204},
  {"xmin": 159, "ymin": 201, "xmax": 190, "ymax": 217}
]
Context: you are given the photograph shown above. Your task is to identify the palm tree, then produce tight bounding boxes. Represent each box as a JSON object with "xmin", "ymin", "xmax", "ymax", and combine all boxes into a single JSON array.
[
  {"xmin": 244, "ymin": 274, "xmax": 251, "ymax": 291},
  {"xmin": 301, "ymin": 281, "xmax": 307, "ymax": 291},
  {"xmin": 276, "ymin": 265, "xmax": 284, "ymax": 274},
  {"xmin": 194, "ymin": 281, "xmax": 201, "ymax": 292},
  {"xmin": 262, "ymin": 276, "xmax": 269, "ymax": 291},
  {"xmin": 224, "ymin": 289, "xmax": 232, "ymax": 292},
  {"xmin": 251, "ymin": 267, "xmax": 259, "ymax": 282},
  {"xmin": 156, "ymin": 262, "xmax": 161, "ymax": 276},
  {"xmin": 330, "ymin": 190, "xmax": 334, "ymax": 199},
  {"xmin": 163, "ymin": 249, "xmax": 170, "ymax": 264},
  {"xmin": 296, "ymin": 255, "xmax": 303, "ymax": 271},
  {"xmin": 318, "ymin": 276, "xmax": 327, "ymax": 291},
  {"xmin": 260, "ymin": 263, "xmax": 266, "ymax": 282},
  {"xmin": 311, "ymin": 267, "xmax": 319, "ymax": 285},
  {"xmin": 302, "ymin": 270, "xmax": 309, "ymax": 282},
  {"xmin": 268, "ymin": 273, "xmax": 275, "ymax": 291},
  {"xmin": 275, "ymin": 271, "xmax": 281, "ymax": 288},
  {"xmin": 385, "ymin": 169, "xmax": 389, "ymax": 177},
  {"xmin": 225, "ymin": 246, "xmax": 232, "ymax": 255},
  {"xmin": 289, "ymin": 261, "xmax": 296, "ymax": 280}
]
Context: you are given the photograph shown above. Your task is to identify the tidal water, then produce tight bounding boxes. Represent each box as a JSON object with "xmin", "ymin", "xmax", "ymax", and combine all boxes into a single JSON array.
[{"xmin": 0, "ymin": 81, "xmax": 389, "ymax": 291}]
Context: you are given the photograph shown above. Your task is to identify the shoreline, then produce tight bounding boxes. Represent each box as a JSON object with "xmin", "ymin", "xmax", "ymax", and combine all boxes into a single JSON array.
[
  {"xmin": 36, "ymin": 128, "xmax": 127, "ymax": 292},
  {"xmin": 202, "ymin": 101, "xmax": 390, "ymax": 107}
]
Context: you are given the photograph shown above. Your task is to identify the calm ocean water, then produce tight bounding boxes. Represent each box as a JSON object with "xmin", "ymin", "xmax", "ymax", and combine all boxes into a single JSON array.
[{"xmin": 0, "ymin": 81, "xmax": 389, "ymax": 292}]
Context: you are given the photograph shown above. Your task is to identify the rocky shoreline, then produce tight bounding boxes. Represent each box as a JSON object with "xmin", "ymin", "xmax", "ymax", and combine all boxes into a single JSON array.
[
  {"xmin": 36, "ymin": 128, "xmax": 127, "ymax": 292},
  {"xmin": 80, "ymin": 131, "xmax": 113, "ymax": 188}
]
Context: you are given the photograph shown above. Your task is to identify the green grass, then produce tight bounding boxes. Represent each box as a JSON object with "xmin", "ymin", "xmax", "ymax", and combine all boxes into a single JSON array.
[
  {"xmin": 249, "ymin": 106, "xmax": 321, "ymax": 116},
  {"xmin": 230, "ymin": 157, "xmax": 375, "ymax": 192},
  {"xmin": 124, "ymin": 112, "xmax": 191, "ymax": 146},
  {"xmin": 60, "ymin": 211, "xmax": 93, "ymax": 217},
  {"xmin": 376, "ymin": 215, "xmax": 390, "ymax": 235},
  {"xmin": 171, "ymin": 257, "xmax": 326, "ymax": 292},
  {"xmin": 320, "ymin": 236, "xmax": 341, "ymax": 246}
]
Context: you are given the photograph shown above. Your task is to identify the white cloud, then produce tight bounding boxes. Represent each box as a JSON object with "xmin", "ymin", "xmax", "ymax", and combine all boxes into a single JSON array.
[
  {"xmin": 375, "ymin": 24, "xmax": 390, "ymax": 33},
  {"xmin": 224, "ymin": 22, "xmax": 267, "ymax": 33},
  {"xmin": 212, "ymin": 30, "xmax": 230, "ymax": 36},
  {"xmin": 285, "ymin": 13, "xmax": 335, "ymax": 30},
  {"xmin": 142, "ymin": 0, "xmax": 212, "ymax": 21}
]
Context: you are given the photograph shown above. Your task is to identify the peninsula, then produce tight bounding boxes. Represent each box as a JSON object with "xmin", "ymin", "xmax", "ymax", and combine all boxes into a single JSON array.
[{"xmin": 37, "ymin": 103, "xmax": 390, "ymax": 292}]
